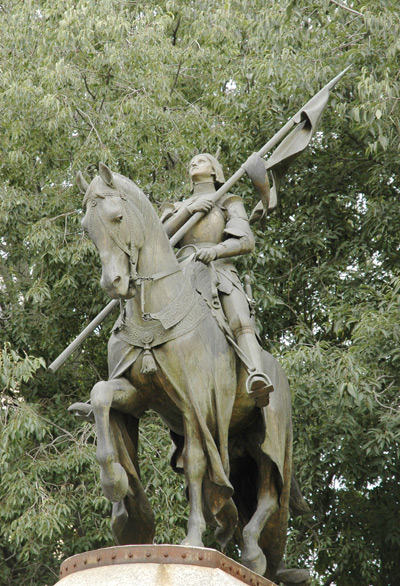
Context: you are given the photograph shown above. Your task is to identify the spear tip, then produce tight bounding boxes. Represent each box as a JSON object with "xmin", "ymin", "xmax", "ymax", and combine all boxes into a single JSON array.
[{"xmin": 325, "ymin": 64, "xmax": 352, "ymax": 91}]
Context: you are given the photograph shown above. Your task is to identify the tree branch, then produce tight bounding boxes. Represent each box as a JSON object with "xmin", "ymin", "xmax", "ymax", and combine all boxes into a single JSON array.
[
  {"xmin": 171, "ymin": 14, "xmax": 181, "ymax": 46},
  {"xmin": 76, "ymin": 107, "xmax": 104, "ymax": 147},
  {"xmin": 329, "ymin": 0, "xmax": 364, "ymax": 17},
  {"xmin": 82, "ymin": 73, "xmax": 97, "ymax": 100},
  {"xmin": 323, "ymin": 568, "xmax": 343, "ymax": 586},
  {"xmin": 170, "ymin": 60, "xmax": 183, "ymax": 96},
  {"xmin": 47, "ymin": 211, "xmax": 78, "ymax": 222}
]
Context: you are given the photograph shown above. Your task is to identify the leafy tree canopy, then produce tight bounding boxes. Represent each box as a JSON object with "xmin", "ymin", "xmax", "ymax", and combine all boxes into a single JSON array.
[{"xmin": 0, "ymin": 1, "xmax": 399, "ymax": 585}]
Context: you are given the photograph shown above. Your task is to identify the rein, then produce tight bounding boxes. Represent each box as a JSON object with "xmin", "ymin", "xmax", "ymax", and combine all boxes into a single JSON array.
[{"xmin": 134, "ymin": 263, "xmax": 184, "ymax": 321}]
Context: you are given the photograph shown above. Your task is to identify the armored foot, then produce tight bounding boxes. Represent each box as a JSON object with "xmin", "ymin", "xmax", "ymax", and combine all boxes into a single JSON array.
[
  {"xmin": 180, "ymin": 533, "xmax": 204, "ymax": 548},
  {"xmin": 246, "ymin": 371, "xmax": 274, "ymax": 407},
  {"xmin": 180, "ymin": 520, "xmax": 205, "ymax": 548}
]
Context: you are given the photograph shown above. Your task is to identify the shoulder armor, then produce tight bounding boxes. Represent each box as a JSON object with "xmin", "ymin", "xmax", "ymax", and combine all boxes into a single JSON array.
[
  {"xmin": 160, "ymin": 201, "xmax": 176, "ymax": 223},
  {"xmin": 219, "ymin": 193, "xmax": 244, "ymax": 208},
  {"xmin": 160, "ymin": 197, "xmax": 194, "ymax": 223},
  {"xmin": 224, "ymin": 217, "xmax": 252, "ymax": 238},
  {"xmin": 221, "ymin": 194, "xmax": 252, "ymax": 238}
]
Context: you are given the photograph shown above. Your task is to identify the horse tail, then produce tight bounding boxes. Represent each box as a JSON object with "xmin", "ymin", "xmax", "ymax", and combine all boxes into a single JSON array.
[{"xmin": 289, "ymin": 473, "xmax": 310, "ymax": 517}]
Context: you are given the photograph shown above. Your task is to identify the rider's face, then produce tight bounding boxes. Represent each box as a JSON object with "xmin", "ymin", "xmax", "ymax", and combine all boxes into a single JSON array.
[{"xmin": 189, "ymin": 155, "xmax": 215, "ymax": 183}]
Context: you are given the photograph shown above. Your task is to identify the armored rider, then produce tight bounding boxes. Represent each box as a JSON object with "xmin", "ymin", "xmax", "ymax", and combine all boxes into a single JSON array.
[{"xmin": 161, "ymin": 153, "xmax": 273, "ymax": 407}]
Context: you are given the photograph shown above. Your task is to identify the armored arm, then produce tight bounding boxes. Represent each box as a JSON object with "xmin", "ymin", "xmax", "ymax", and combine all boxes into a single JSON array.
[
  {"xmin": 161, "ymin": 199, "xmax": 214, "ymax": 238},
  {"xmin": 211, "ymin": 194, "xmax": 255, "ymax": 260},
  {"xmin": 161, "ymin": 202, "xmax": 192, "ymax": 238}
]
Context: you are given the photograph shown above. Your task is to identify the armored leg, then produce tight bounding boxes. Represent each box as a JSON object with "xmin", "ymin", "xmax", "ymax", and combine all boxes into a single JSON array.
[{"xmin": 221, "ymin": 289, "xmax": 274, "ymax": 407}]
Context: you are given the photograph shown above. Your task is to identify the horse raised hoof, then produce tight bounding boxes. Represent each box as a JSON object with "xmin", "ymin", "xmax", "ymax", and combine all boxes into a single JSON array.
[
  {"xmin": 100, "ymin": 463, "xmax": 129, "ymax": 503},
  {"xmin": 246, "ymin": 371, "xmax": 274, "ymax": 408},
  {"xmin": 68, "ymin": 402, "xmax": 94, "ymax": 422},
  {"xmin": 241, "ymin": 543, "xmax": 267, "ymax": 577}
]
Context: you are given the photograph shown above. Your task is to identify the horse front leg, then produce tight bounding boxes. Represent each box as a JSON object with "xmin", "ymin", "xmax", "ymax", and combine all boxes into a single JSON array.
[
  {"xmin": 180, "ymin": 420, "xmax": 207, "ymax": 547},
  {"xmin": 90, "ymin": 377, "xmax": 138, "ymax": 502},
  {"xmin": 241, "ymin": 459, "xmax": 279, "ymax": 576}
]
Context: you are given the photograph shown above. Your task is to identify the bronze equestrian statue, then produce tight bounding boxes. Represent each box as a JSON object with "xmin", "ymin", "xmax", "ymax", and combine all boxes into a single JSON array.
[
  {"xmin": 57, "ymin": 71, "xmax": 349, "ymax": 585},
  {"xmin": 70, "ymin": 158, "xmax": 310, "ymax": 586}
]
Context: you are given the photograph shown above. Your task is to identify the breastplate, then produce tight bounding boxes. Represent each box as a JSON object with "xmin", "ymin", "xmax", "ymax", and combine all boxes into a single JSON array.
[{"xmin": 180, "ymin": 205, "xmax": 226, "ymax": 246}]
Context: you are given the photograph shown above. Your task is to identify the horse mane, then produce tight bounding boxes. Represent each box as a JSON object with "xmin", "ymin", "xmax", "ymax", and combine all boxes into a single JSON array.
[
  {"xmin": 112, "ymin": 172, "xmax": 159, "ymax": 228},
  {"xmin": 106, "ymin": 171, "xmax": 173, "ymax": 256},
  {"xmin": 82, "ymin": 167, "xmax": 173, "ymax": 261}
]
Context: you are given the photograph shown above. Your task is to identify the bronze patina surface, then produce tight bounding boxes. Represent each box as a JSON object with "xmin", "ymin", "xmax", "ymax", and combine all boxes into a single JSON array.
[
  {"xmin": 68, "ymin": 159, "xmax": 310, "ymax": 586},
  {"xmin": 50, "ymin": 70, "xmax": 353, "ymax": 586}
]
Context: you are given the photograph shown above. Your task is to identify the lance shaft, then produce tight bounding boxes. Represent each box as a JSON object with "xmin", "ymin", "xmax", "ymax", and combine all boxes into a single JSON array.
[{"xmin": 48, "ymin": 299, "xmax": 119, "ymax": 373}]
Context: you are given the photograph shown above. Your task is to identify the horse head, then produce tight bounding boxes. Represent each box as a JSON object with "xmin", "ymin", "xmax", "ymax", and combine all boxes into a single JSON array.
[{"xmin": 77, "ymin": 163, "xmax": 145, "ymax": 299}]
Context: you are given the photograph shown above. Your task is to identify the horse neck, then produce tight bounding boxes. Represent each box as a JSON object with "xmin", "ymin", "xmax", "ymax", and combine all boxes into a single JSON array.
[{"xmin": 135, "ymin": 210, "xmax": 184, "ymax": 314}]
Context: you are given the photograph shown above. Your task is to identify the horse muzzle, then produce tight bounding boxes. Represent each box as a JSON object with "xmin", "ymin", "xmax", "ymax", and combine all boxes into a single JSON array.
[{"xmin": 101, "ymin": 273, "xmax": 135, "ymax": 299}]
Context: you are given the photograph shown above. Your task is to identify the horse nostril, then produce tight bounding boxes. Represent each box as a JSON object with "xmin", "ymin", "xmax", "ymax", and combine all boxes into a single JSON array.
[{"xmin": 113, "ymin": 276, "xmax": 121, "ymax": 287}]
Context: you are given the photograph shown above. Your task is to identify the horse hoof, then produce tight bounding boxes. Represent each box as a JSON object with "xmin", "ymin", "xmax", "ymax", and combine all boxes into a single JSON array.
[
  {"xmin": 275, "ymin": 568, "xmax": 311, "ymax": 586},
  {"xmin": 100, "ymin": 463, "xmax": 129, "ymax": 502},
  {"xmin": 180, "ymin": 534, "xmax": 204, "ymax": 548},
  {"xmin": 241, "ymin": 545, "xmax": 267, "ymax": 576}
]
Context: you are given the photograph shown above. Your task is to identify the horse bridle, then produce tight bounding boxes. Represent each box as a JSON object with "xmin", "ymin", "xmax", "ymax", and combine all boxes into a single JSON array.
[{"xmin": 88, "ymin": 191, "xmax": 183, "ymax": 321}]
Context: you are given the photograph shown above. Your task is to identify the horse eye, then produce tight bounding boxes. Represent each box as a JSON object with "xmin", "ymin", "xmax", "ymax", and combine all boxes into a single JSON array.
[{"xmin": 115, "ymin": 214, "xmax": 123, "ymax": 222}]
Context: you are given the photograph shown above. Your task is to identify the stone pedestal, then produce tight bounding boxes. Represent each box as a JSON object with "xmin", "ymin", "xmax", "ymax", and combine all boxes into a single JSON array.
[{"xmin": 55, "ymin": 545, "xmax": 277, "ymax": 586}]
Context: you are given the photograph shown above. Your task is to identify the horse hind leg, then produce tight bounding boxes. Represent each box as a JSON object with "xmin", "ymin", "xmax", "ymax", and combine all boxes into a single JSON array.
[
  {"xmin": 241, "ymin": 459, "xmax": 279, "ymax": 576},
  {"xmin": 180, "ymin": 421, "xmax": 207, "ymax": 547},
  {"xmin": 90, "ymin": 377, "xmax": 137, "ymax": 502}
]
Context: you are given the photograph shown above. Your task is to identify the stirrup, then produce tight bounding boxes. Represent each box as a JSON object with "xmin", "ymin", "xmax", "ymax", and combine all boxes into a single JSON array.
[{"xmin": 246, "ymin": 371, "xmax": 274, "ymax": 407}]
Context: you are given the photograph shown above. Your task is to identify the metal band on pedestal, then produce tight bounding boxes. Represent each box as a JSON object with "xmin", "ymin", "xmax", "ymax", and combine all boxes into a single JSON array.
[{"xmin": 57, "ymin": 545, "xmax": 277, "ymax": 586}]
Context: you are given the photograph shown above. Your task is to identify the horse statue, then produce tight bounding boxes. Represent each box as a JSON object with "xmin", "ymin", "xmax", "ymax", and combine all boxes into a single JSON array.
[{"xmin": 70, "ymin": 163, "xmax": 310, "ymax": 586}]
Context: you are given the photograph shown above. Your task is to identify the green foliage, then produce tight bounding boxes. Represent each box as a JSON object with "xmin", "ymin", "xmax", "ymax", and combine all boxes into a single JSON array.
[{"xmin": 1, "ymin": 0, "xmax": 399, "ymax": 584}]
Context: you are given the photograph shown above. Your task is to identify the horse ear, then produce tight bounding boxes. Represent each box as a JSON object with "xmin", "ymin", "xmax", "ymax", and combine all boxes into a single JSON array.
[
  {"xmin": 99, "ymin": 162, "xmax": 114, "ymax": 187},
  {"xmin": 76, "ymin": 171, "xmax": 89, "ymax": 194},
  {"xmin": 215, "ymin": 146, "xmax": 221, "ymax": 160}
]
